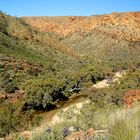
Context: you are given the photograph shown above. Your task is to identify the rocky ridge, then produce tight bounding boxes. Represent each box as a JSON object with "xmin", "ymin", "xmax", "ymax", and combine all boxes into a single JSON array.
[{"xmin": 23, "ymin": 12, "xmax": 140, "ymax": 41}]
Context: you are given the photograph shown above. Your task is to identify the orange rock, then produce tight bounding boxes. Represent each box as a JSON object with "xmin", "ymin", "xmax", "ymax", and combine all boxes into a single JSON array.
[
  {"xmin": 123, "ymin": 89, "xmax": 140, "ymax": 108},
  {"xmin": 0, "ymin": 93, "xmax": 7, "ymax": 99},
  {"xmin": 87, "ymin": 128, "xmax": 95, "ymax": 137}
]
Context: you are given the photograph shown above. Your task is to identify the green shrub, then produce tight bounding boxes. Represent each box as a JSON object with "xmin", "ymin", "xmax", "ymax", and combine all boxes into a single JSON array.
[
  {"xmin": 30, "ymin": 115, "xmax": 43, "ymax": 127},
  {"xmin": 4, "ymin": 82, "xmax": 15, "ymax": 93},
  {"xmin": 0, "ymin": 103, "xmax": 31, "ymax": 137},
  {"xmin": 0, "ymin": 71, "xmax": 10, "ymax": 88},
  {"xmin": 30, "ymin": 129, "xmax": 63, "ymax": 140},
  {"xmin": 88, "ymin": 88, "xmax": 109, "ymax": 107},
  {"xmin": 14, "ymin": 135, "xmax": 25, "ymax": 140},
  {"xmin": 23, "ymin": 78, "xmax": 66, "ymax": 109},
  {"xmin": 0, "ymin": 71, "xmax": 17, "ymax": 93}
]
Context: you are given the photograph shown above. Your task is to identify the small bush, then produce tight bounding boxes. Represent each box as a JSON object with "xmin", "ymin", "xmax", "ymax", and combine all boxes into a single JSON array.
[
  {"xmin": 0, "ymin": 103, "xmax": 31, "ymax": 137},
  {"xmin": 31, "ymin": 115, "xmax": 43, "ymax": 127},
  {"xmin": 4, "ymin": 82, "xmax": 15, "ymax": 93},
  {"xmin": 30, "ymin": 129, "xmax": 63, "ymax": 140}
]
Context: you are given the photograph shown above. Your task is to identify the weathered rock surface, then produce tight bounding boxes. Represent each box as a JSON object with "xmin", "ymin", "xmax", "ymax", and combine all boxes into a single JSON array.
[
  {"xmin": 23, "ymin": 12, "xmax": 140, "ymax": 41},
  {"xmin": 123, "ymin": 89, "xmax": 140, "ymax": 108}
]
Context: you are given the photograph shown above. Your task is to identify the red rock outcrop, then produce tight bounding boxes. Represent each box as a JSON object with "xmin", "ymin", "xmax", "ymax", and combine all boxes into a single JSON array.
[{"xmin": 123, "ymin": 89, "xmax": 140, "ymax": 108}]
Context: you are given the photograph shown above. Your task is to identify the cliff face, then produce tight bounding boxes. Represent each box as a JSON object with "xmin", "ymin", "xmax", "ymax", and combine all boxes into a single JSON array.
[{"xmin": 22, "ymin": 12, "xmax": 140, "ymax": 41}]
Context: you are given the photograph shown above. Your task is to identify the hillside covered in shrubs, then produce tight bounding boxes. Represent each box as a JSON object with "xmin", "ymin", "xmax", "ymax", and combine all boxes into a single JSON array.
[{"xmin": 0, "ymin": 11, "xmax": 140, "ymax": 139}]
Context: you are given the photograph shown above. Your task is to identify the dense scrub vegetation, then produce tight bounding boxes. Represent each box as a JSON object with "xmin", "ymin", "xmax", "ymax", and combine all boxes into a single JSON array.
[{"xmin": 27, "ymin": 68, "xmax": 140, "ymax": 139}]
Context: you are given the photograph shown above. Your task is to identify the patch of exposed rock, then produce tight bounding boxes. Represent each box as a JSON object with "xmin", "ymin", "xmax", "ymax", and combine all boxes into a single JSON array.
[
  {"xmin": 123, "ymin": 89, "xmax": 140, "ymax": 108},
  {"xmin": 92, "ymin": 70, "xmax": 126, "ymax": 89},
  {"xmin": 50, "ymin": 100, "xmax": 90, "ymax": 125}
]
